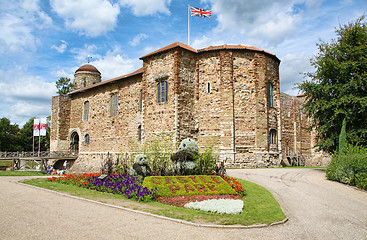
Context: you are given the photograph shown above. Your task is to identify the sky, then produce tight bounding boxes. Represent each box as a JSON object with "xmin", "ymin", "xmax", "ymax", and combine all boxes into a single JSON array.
[{"xmin": 0, "ymin": 0, "xmax": 366, "ymax": 126}]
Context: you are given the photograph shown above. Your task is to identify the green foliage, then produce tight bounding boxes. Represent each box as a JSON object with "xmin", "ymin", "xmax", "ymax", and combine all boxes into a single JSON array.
[
  {"xmin": 298, "ymin": 15, "xmax": 367, "ymax": 153},
  {"xmin": 326, "ymin": 152, "xmax": 367, "ymax": 185},
  {"xmin": 130, "ymin": 134, "xmax": 175, "ymax": 176},
  {"xmin": 143, "ymin": 175, "xmax": 237, "ymax": 197},
  {"xmin": 338, "ymin": 118, "xmax": 347, "ymax": 155},
  {"xmin": 195, "ymin": 147, "xmax": 218, "ymax": 175},
  {"xmin": 0, "ymin": 117, "xmax": 20, "ymax": 151},
  {"xmin": 350, "ymin": 173, "xmax": 367, "ymax": 190},
  {"xmin": 56, "ymin": 77, "xmax": 74, "ymax": 95}
]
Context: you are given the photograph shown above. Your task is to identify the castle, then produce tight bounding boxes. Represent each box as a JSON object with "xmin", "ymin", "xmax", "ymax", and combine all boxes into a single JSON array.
[{"xmin": 50, "ymin": 42, "xmax": 330, "ymax": 172}]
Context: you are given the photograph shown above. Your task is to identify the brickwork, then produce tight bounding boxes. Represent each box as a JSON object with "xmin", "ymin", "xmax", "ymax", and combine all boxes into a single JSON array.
[{"xmin": 50, "ymin": 42, "xmax": 330, "ymax": 172}]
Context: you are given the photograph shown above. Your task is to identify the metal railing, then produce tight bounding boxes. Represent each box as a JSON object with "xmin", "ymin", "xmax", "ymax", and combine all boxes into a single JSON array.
[{"xmin": 0, "ymin": 151, "xmax": 78, "ymax": 159}]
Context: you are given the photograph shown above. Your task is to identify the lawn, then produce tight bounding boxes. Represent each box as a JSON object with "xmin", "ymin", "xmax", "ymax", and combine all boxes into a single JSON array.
[
  {"xmin": 0, "ymin": 170, "xmax": 46, "ymax": 176},
  {"xmin": 22, "ymin": 176, "xmax": 286, "ymax": 226}
]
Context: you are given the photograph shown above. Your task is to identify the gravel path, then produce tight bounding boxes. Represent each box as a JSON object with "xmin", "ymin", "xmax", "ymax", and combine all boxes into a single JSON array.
[{"xmin": 1, "ymin": 169, "xmax": 366, "ymax": 239}]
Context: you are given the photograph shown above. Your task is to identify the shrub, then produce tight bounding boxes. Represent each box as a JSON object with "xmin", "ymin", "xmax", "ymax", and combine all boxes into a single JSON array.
[
  {"xmin": 195, "ymin": 147, "xmax": 218, "ymax": 175},
  {"xmin": 326, "ymin": 152, "xmax": 367, "ymax": 185},
  {"xmin": 350, "ymin": 173, "xmax": 367, "ymax": 190}
]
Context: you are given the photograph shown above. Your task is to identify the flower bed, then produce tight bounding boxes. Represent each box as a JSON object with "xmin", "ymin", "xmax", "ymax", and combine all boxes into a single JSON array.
[
  {"xmin": 47, "ymin": 173, "xmax": 156, "ymax": 201},
  {"xmin": 142, "ymin": 175, "xmax": 237, "ymax": 197},
  {"xmin": 156, "ymin": 194, "xmax": 242, "ymax": 207},
  {"xmin": 185, "ymin": 199, "xmax": 244, "ymax": 214}
]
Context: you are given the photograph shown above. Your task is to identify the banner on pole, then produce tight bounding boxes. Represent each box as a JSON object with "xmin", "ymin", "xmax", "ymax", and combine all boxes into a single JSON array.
[
  {"xmin": 40, "ymin": 117, "xmax": 47, "ymax": 136},
  {"xmin": 33, "ymin": 119, "xmax": 40, "ymax": 137}
]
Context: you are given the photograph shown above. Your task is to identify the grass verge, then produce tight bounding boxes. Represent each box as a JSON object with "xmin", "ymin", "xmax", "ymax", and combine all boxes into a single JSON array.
[
  {"xmin": 22, "ymin": 177, "xmax": 286, "ymax": 226},
  {"xmin": 0, "ymin": 170, "xmax": 46, "ymax": 176}
]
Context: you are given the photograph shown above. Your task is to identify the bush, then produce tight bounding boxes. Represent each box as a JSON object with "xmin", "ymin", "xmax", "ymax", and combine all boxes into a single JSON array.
[
  {"xmin": 195, "ymin": 147, "xmax": 218, "ymax": 175},
  {"xmin": 326, "ymin": 152, "xmax": 367, "ymax": 185},
  {"xmin": 350, "ymin": 173, "xmax": 367, "ymax": 190}
]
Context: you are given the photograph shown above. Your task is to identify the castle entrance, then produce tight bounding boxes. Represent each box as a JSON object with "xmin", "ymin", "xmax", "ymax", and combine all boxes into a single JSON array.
[{"xmin": 70, "ymin": 131, "xmax": 79, "ymax": 153}]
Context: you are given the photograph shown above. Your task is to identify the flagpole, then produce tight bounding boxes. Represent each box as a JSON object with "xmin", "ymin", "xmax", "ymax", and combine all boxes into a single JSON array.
[{"xmin": 188, "ymin": 4, "xmax": 190, "ymax": 46}]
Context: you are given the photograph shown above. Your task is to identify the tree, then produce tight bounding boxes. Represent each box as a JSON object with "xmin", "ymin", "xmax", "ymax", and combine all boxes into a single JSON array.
[
  {"xmin": 299, "ymin": 15, "xmax": 367, "ymax": 153},
  {"xmin": 0, "ymin": 117, "xmax": 20, "ymax": 151},
  {"xmin": 55, "ymin": 77, "xmax": 74, "ymax": 95},
  {"xmin": 17, "ymin": 116, "xmax": 51, "ymax": 152}
]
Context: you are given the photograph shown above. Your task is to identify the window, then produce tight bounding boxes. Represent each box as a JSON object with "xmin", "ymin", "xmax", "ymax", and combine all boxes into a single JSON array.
[
  {"xmin": 139, "ymin": 89, "xmax": 143, "ymax": 111},
  {"xmin": 83, "ymin": 100, "xmax": 89, "ymax": 121},
  {"xmin": 270, "ymin": 129, "xmax": 277, "ymax": 145},
  {"xmin": 110, "ymin": 94, "xmax": 117, "ymax": 116},
  {"xmin": 207, "ymin": 82, "xmax": 212, "ymax": 93},
  {"xmin": 157, "ymin": 81, "xmax": 168, "ymax": 103},
  {"xmin": 85, "ymin": 134, "xmax": 90, "ymax": 145},
  {"xmin": 138, "ymin": 125, "xmax": 142, "ymax": 141},
  {"xmin": 267, "ymin": 82, "xmax": 274, "ymax": 107}
]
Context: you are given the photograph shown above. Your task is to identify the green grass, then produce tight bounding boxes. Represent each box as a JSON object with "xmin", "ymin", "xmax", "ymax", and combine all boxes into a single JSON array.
[
  {"xmin": 22, "ymin": 177, "xmax": 286, "ymax": 226},
  {"xmin": 0, "ymin": 170, "xmax": 46, "ymax": 176},
  {"xmin": 0, "ymin": 160, "xmax": 13, "ymax": 167}
]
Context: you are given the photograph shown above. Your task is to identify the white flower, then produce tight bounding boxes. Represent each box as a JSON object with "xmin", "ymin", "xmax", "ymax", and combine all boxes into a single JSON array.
[{"xmin": 184, "ymin": 199, "xmax": 244, "ymax": 214}]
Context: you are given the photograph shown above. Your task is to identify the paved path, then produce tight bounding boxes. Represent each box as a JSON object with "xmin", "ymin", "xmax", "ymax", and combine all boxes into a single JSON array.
[{"xmin": 0, "ymin": 169, "xmax": 366, "ymax": 239}]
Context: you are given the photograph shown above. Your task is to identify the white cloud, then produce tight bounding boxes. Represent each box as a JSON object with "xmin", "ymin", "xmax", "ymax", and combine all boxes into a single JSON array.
[
  {"xmin": 0, "ymin": 66, "xmax": 56, "ymax": 124},
  {"xmin": 0, "ymin": 0, "xmax": 52, "ymax": 53},
  {"xmin": 204, "ymin": 0, "xmax": 308, "ymax": 47},
  {"xmin": 129, "ymin": 33, "xmax": 149, "ymax": 46},
  {"xmin": 120, "ymin": 0, "xmax": 171, "ymax": 16},
  {"xmin": 91, "ymin": 46, "xmax": 141, "ymax": 80},
  {"xmin": 50, "ymin": 0, "xmax": 120, "ymax": 37},
  {"xmin": 51, "ymin": 40, "xmax": 68, "ymax": 53},
  {"xmin": 279, "ymin": 53, "xmax": 313, "ymax": 95},
  {"xmin": 69, "ymin": 45, "xmax": 140, "ymax": 80}
]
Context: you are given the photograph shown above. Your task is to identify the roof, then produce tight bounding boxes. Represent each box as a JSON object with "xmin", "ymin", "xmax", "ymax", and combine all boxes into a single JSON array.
[
  {"xmin": 140, "ymin": 42, "xmax": 279, "ymax": 62},
  {"xmin": 75, "ymin": 64, "xmax": 101, "ymax": 74},
  {"xmin": 198, "ymin": 44, "xmax": 276, "ymax": 57},
  {"xmin": 69, "ymin": 67, "xmax": 143, "ymax": 95},
  {"xmin": 140, "ymin": 42, "xmax": 197, "ymax": 59}
]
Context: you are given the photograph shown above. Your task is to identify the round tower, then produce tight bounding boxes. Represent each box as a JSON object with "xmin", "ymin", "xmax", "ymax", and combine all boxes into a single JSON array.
[{"xmin": 73, "ymin": 64, "xmax": 101, "ymax": 90}]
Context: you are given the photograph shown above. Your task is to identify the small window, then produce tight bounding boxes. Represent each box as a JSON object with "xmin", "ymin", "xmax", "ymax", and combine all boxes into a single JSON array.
[
  {"xmin": 138, "ymin": 125, "xmax": 142, "ymax": 141},
  {"xmin": 207, "ymin": 82, "xmax": 212, "ymax": 93},
  {"xmin": 85, "ymin": 134, "xmax": 90, "ymax": 145},
  {"xmin": 267, "ymin": 82, "xmax": 274, "ymax": 108},
  {"xmin": 110, "ymin": 94, "xmax": 117, "ymax": 116},
  {"xmin": 139, "ymin": 89, "xmax": 143, "ymax": 111},
  {"xmin": 157, "ymin": 81, "xmax": 168, "ymax": 103},
  {"xmin": 83, "ymin": 100, "xmax": 89, "ymax": 121},
  {"xmin": 270, "ymin": 129, "xmax": 277, "ymax": 145}
]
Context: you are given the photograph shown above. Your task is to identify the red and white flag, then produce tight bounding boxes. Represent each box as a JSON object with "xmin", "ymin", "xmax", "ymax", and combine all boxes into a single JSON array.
[
  {"xmin": 190, "ymin": 6, "xmax": 212, "ymax": 18},
  {"xmin": 33, "ymin": 119, "xmax": 40, "ymax": 137},
  {"xmin": 40, "ymin": 117, "xmax": 47, "ymax": 136}
]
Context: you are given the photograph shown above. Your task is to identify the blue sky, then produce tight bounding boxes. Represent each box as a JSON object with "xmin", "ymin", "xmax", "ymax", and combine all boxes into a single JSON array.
[{"xmin": 0, "ymin": 0, "xmax": 366, "ymax": 126}]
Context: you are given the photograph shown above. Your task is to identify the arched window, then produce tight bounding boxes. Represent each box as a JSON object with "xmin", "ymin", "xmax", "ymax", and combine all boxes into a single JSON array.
[
  {"xmin": 70, "ymin": 131, "xmax": 79, "ymax": 152},
  {"xmin": 110, "ymin": 94, "xmax": 117, "ymax": 116},
  {"xmin": 83, "ymin": 100, "xmax": 89, "ymax": 121},
  {"xmin": 137, "ymin": 125, "xmax": 142, "ymax": 141},
  {"xmin": 85, "ymin": 134, "xmax": 90, "ymax": 145},
  {"xmin": 270, "ymin": 129, "xmax": 277, "ymax": 145},
  {"xmin": 157, "ymin": 81, "xmax": 168, "ymax": 103},
  {"xmin": 267, "ymin": 82, "xmax": 274, "ymax": 108}
]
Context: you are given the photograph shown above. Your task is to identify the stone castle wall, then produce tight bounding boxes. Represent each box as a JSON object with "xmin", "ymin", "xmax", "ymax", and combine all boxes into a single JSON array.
[{"xmin": 51, "ymin": 44, "xmax": 330, "ymax": 172}]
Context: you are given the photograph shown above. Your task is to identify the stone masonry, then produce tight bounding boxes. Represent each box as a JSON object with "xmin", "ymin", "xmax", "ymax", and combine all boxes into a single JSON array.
[{"xmin": 51, "ymin": 42, "xmax": 330, "ymax": 172}]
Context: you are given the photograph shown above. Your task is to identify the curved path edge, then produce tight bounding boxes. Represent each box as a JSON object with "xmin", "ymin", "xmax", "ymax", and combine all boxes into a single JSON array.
[{"xmin": 17, "ymin": 178, "xmax": 288, "ymax": 229}]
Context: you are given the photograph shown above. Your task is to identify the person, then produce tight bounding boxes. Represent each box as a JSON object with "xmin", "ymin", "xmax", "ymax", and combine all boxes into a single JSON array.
[
  {"xmin": 63, "ymin": 160, "xmax": 67, "ymax": 170},
  {"xmin": 47, "ymin": 165, "xmax": 53, "ymax": 174}
]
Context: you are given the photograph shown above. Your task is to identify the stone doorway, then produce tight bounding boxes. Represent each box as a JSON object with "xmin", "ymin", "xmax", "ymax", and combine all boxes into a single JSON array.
[{"xmin": 70, "ymin": 131, "xmax": 79, "ymax": 153}]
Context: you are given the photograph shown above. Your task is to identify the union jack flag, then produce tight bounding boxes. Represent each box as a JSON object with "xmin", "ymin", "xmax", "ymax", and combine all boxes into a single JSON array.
[{"xmin": 190, "ymin": 6, "xmax": 212, "ymax": 18}]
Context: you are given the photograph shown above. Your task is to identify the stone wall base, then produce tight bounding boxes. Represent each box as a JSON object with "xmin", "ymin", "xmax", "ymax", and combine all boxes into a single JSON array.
[{"xmin": 68, "ymin": 151, "xmax": 331, "ymax": 173}]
